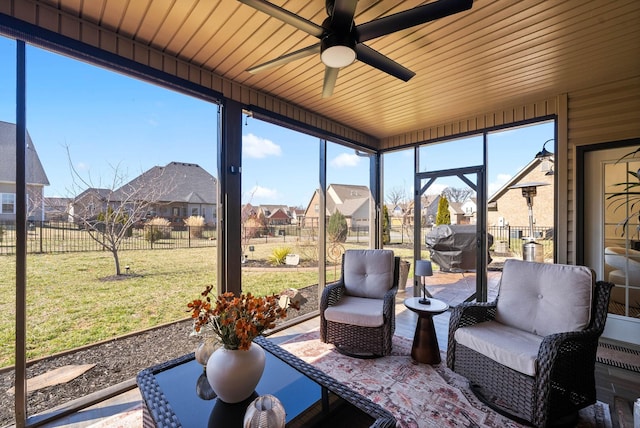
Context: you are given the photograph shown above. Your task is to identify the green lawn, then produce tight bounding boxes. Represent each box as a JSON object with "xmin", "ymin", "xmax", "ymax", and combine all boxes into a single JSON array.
[{"xmin": 0, "ymin": 239, "xmax": 415, "ymax": 367}]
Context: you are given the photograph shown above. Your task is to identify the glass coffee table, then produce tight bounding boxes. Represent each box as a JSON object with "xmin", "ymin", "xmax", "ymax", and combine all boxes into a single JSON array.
[{"xmin": 137, "ymin": 335, "xmax": 396, "ymax": 427}]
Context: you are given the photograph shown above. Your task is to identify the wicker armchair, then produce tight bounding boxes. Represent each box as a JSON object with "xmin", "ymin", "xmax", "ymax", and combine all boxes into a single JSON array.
[
  {"xmin": 447, "ymin": 259, "xmax": 613, "ymax": 428},
  {"xmin": 320, "ymin": 249, "xmax": 400, "ymax": 358}
]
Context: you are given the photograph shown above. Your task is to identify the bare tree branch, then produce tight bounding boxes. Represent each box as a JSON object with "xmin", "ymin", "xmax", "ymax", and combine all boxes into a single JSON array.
[
  {"xmin": 66, "ymin": 149, "xmax": 176, "ymax": 275},
  {"xmin": 442, "ymin": 187, "xmax": 474, "ymax": 203}
]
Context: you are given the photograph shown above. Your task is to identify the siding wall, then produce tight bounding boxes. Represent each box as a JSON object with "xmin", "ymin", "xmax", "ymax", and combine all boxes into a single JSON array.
[
  {"xmin": 379, "ymin": 98, "xmax": 559, "ymax": 149},
  {"xmin": 566, "ymin": 76, "xmax": 640, "ymax": 264}
]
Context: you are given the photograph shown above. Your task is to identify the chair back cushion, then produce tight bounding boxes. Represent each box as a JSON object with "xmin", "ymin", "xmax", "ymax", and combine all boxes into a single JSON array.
[
  {"xmin": 343, "ymin": 249, "xmax": 395, "ymax": 299},
  {"xmin": 495, "ymin": 259, "xmax": 593, "ymax": 336}
]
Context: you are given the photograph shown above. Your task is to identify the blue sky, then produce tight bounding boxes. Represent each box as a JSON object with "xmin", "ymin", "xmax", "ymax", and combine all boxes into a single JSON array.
[{"xmin": 1, "ymin": 38, "xmax": 554, "ymax": 208}]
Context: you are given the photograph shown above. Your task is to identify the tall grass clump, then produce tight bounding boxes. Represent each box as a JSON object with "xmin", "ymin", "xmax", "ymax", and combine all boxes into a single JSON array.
[
  {"xmin": 184, "ymin": 215, "xmax": 205, "ymax": 238},
  {"xmin": 144, "ymin": 217, "xmax": 171, "ymax": 242}
]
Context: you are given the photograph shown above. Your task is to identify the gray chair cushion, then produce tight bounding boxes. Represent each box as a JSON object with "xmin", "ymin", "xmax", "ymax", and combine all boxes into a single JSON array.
[
  {"xmin": 495, "ymin": 259, "xmax": 593, "ymax": 336},
  {"xmin": 323, "ymin": 296, "xmax": 385, "ymax": 327},
  {"xmin": 454, "ymin": 320, "xmax": 543, "ymax": 376},
  {"xmin": 343, "ymin": 249, "xmax": 395, "ymax": 299}
]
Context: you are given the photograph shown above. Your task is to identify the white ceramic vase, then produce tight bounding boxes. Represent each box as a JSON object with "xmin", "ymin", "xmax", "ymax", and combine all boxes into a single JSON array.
[{"xmin": 206, "ymin": 343, "xmax": 266, "ymax": 403}]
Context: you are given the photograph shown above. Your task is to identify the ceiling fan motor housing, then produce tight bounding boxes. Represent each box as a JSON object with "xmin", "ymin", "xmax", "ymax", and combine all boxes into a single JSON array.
[{"xmin": 320, "ymin": 19, "xmax": 357, "ymax": 68}]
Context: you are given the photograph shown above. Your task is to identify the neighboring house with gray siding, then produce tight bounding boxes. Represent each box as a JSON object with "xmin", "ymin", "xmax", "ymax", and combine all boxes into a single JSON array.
[{"xmin": 0, "ymin": 121, "xmax": 49, "ymax": 222}]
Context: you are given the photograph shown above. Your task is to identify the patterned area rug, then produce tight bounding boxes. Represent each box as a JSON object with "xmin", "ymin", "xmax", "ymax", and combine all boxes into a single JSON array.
[{"xmin": 279, "ymin": 331, "xmax": 612, "ymax": 428}]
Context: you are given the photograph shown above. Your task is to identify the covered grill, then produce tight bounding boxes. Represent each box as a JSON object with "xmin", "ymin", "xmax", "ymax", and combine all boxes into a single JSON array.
[{"xmin": 425, "ymin": 224, "xmax": 493, "ymax": 272}]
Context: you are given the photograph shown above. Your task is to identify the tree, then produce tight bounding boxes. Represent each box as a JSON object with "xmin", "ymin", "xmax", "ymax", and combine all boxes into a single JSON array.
[
  {"xmin": 67, "ymin": 150, "xmax": 175, "ymax": 276},
  {"xmin": 435, "ymin": 195, "xmax": 451, "ymax": 225},
  {"xmin": 442, "ymin": 187, "xmax": 474, "ymax": 203},
  {"xmin": 386, "ymin": 186, "xmax": 407, "ymax": 206},
  {"xmin": 327, "ymin": 210, "xmax": 348, "ymax": 243},
  {"xmin": 382, "ymin": 205, "xmax": 391, "ymax": 244}
]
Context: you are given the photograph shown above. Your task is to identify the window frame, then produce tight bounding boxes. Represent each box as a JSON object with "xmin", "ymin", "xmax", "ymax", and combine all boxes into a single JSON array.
[{"xmin": 1, "ymin": 193, "xmax": 16, "ymax": 214}]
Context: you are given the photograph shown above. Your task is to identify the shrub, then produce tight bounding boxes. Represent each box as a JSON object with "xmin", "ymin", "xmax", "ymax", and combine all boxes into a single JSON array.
[
  {"xmin": 382, "ymin": 205, "xmax": 391, "ymax": 244},
  {"xmin": 327, "ymin": 210, "xmax": 348, "ymax": 243},
  {"xmin": 436, "ymin": 196, "xmax": 451, "ymax": 225},
  {"xmin": 184, "ymin": 215, "xmax": 205, "ymax": 238},
  {"xmin": 144, "ymin": 217, "xmax": 171, "ymax": 242},
  {"xmin": 268, "ymin": 247, "xmax": 291, "ymax": 266}
]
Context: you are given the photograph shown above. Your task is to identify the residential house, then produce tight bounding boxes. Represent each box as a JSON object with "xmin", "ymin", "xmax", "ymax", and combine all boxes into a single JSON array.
[
  {"xmin": 290, "ymin": 207, "xmax": 305, "ymax": 225},
  {"xmin": 0, "ymin": 121, "xmax": 49, "ymax": 222},
  {"xmin": 257, "ymin": 205, "xmax": 292, "ymax": 226},
  {"xmin": 68, "ymin": 188, "xmax": 111, "ymax": 222},
  {"xmin": 116, "ymin": 162, "xmax": 217, "ymax": 226},
  {"xmin": 303, "ymin": 184, "xmax": 371, "ymax": 230},
  {"xmin": 399, "ymin": 195, "xmax": 440, "ymax": 227},
  {"xmin": 44, "ymin": 197, "xmax": 72, "ymax": 222},
  {"xmin": 461, "ymin": 198, "xmax": 477, "ymax": 224},
  {"xmin": 69, "ymin": 162, "xmax": 218, "ymax": 227},
  {"xmin": 448, "ymin": 201, "xmax": 466, "ymax": 225}
]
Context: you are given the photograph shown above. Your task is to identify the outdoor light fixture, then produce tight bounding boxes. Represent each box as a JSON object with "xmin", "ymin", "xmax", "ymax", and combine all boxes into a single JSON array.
[
  {"xmin": 320, "ymin": 35, "xmax": 356, "ymax": 68},
  {"xmin": 509, "ymin": 182, "xmax": 549, "ymax": 263},
  {"xmin": 535, "ymin": 139, "xmax": 554, "ymax": 160},
  {"xmin": 415, "ymin": 260, "xmax": 433, "ymax": 305}
]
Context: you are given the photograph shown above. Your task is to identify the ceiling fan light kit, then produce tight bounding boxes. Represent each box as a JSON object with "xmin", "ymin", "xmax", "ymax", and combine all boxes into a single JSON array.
[
  {"xmin": 321, "ymin": 35, "xmax": 356, "ymax": 68},
  {"xmin": 239, "ymin": 0, "xmax": 474, "ymax": 96}
]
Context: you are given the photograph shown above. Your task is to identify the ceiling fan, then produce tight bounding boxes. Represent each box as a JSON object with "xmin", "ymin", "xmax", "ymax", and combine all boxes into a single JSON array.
[{"xmin": 239, "ymin": 0, "xmax": 473, "ymax": 97}]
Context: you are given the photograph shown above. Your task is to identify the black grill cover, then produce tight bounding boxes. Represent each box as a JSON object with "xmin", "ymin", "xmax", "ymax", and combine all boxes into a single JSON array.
[{"xmin": 425, "ymin": 224, "xmax": 493, "ymax": 271}]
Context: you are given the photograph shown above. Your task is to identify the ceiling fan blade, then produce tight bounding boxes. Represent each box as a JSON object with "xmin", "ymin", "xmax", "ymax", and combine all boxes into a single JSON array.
[
  {"xmin": 330, "ymin": 0, "xmax": 358, "ymax": 30},
  {"xmin": 247, "ymin": 44, "xmax": 321, "ymax": 74},
  {"xmin": 356, "ymin": 0, "xmax": 473, "ymax": 42},
  {"xmin": 322, "ymin": 66, "xmax": 340, "ymax": 98},
  {"xmin": 355, "ymin": 44, "xmax": 415, "ymax": 81},
  {"xmin": 238, "ymin": 0, "xmax": 324, "ymax": 37}
]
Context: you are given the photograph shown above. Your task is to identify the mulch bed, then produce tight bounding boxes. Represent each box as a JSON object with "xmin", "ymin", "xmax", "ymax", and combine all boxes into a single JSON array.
[{"xmin": 0, "ymin": 284, "xmax": 320, "ymax": 426}]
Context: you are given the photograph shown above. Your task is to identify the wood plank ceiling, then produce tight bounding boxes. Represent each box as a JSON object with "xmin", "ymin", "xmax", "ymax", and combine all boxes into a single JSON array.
[{"xmin": 38, "ymin": 0, "xmax": 640, "ymax": 141}]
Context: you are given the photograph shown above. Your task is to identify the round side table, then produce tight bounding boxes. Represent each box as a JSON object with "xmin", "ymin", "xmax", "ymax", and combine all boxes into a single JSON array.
[{"xmin": 403, "ymin": 297, "xmax": 449, "ymax": 364}]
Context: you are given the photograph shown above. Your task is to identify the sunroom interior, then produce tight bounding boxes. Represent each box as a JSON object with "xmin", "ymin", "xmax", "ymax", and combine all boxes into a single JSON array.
[{"xmin": 1, "ymin": 0, "xmax": 639, "ymax": 427}]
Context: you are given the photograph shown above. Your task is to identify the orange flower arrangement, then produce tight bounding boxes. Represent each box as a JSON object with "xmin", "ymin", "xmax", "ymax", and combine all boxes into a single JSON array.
[{"xmin": 187, "ymin": 286, "xmax": 299, "ymax": 350}]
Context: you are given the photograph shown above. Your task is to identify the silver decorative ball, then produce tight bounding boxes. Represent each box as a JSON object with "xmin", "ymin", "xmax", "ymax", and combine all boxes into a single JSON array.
[{"xmin": 243, "ymin": 394, "xmax": 286, "ymax": 428}]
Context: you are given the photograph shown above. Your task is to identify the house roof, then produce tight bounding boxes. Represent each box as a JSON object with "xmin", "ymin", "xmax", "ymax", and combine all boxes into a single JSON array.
[
  {"xmin": 259, "ymin": 205, "xmax": 291, "ymax": 217},
  {"xmin": 44, "ymin": 197, "xmax": 71, "ymax": 210},
  {"xmin": 448, "ymin": 201, "xmax": 464, "ymax": 214},
  {"xmin": 74, "ymin": 188, "xmax": 112, "ymax": 202},
  {"xmin": 328, "ymin": 184, "xmax": 370, "ymax": 204},
  {"xmin": 114, "ymin": 162, "xmax": 217, "ymax": 204},
  {"xmin": 0, "ymin": 121, "xmax": 49, "ymax": 186},
  {"xmin": 488, "ymin": 159, "xmax": 540, "ymax": 202},
  {"xmin": 326, "ymin": 184, "xmax": 370, "ymax": 217}
]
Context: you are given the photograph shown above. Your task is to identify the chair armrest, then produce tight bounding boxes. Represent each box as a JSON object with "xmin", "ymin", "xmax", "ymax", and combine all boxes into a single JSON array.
[
  {"xmin": 532, "ymin": 280, "xmax": 613, "ymax": 426},
  {"xmin": 449, "ymin": 301, "xmax": 498, "ymax": 331},
  {"xmin": 320, "ymin": 280, "xmax": 346, "ymax": 343},
  {"xmin": 446, "ymin": 301, "xmax": 497, "ymax": 369},
  {"xmin": 320, "ymin": 280, "xmax": 346, "ymax": 311},
  {"xmin": 534, "ymin": 327, "xmax": 603, "ymax": 420},
  {"xmin": 382, "ymin": 285, "xmax": 398, "ymax": 319}
]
